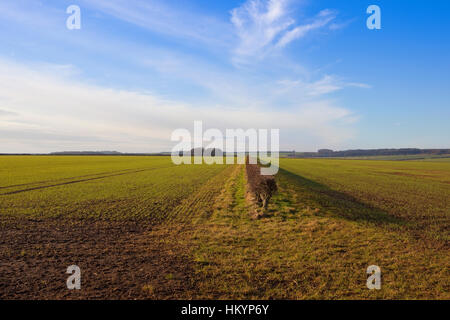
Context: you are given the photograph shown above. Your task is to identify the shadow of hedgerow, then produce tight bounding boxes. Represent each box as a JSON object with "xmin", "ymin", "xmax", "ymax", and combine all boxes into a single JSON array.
[{"xmin": 275, "ymin": 168, "xmax": 407, "ymax": 229}]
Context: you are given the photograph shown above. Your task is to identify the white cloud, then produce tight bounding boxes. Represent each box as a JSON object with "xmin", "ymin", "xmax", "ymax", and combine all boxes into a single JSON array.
[
  {"xmin": 0, "ymin": 59, "xmax": 357, "ymax": 153},
  {"xmin": 79, "ymin": 0, "xmax": 233, "ymax": 48},
  {"xmin": 276, "ymin": 10, "xmax": 336, "ymax": 48},
  {"xmin": 80, "ymin": 0, "xmax": 338, "ymax": 63},
  {"xmin": 231, "ymin": 0, "xmax": 336, "ymax": 59},
  {"xmin": 0, "ymin": 1, "xmax": 365, "ymax": 152},
  {"xmin": 277, "ymin": 75, "xmax": 370, "ymax": 96}
]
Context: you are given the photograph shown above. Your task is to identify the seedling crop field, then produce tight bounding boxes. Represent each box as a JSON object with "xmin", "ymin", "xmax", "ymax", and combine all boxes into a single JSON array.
[{"xmin": 0, "ymin": 156, "xmax": 448, "ymax": 299}]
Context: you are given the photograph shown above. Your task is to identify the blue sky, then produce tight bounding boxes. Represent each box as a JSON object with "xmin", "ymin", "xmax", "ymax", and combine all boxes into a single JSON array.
[{"xmin": 0, "ymin": 0, "xmax": 449, "ymax": 152}]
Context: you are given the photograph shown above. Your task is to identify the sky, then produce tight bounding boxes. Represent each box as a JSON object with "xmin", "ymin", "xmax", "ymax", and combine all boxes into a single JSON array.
[{"xmin": 0, "ymin": 0, "xmax": 449, "ymax": 153}]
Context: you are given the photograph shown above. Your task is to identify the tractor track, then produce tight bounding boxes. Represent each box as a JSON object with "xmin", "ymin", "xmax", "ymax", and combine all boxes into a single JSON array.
[{"xmin": 0, "ymin": 165, "xmax": 176, "ymax": 196}]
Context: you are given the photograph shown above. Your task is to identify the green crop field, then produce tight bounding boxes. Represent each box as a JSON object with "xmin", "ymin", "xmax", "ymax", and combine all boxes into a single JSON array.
[
  {"xmin": 0, "ymin": 156, "xmax": 448, "ymax": 299},
  {"xmin": 0, "ymin": 156, "xmax": 229, "ymax": 221}
]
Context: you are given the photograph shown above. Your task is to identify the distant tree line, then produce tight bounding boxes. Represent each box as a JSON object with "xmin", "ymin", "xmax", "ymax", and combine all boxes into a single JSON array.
[
  {"xmin": 50, "ymin": 151, "xmax": 122, "ymax": 155},
  {"xmin": 288, "ymin": 148, "xmax": 450, "ymax": 158},
  {"xmin": 173, "ymin": 148, "xmax": 223, "ymax": 156}
]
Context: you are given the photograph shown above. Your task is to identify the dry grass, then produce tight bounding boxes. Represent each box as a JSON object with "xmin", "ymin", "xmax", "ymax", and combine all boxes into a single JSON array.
[
  {"xmin": 173, "ymin": 161, "xmax": 449, "ymax": 299},
  {"xmin": 1, "ymin": 156, "xmax": 448, "ymax": 299}
]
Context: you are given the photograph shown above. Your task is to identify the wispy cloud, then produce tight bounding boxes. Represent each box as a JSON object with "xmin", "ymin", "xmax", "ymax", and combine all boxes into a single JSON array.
[
  {"xmin": 0, "ymin": 59, "xmax": 357, "ymax": 153},
  {"xmin": 82, "ymin": 0, "xmax": 338, "ymax": 63},
  {"xmin": 80, "ymin": 0, "xmax": 233, "ymax": 48},
  {"xmin": 0, "ymin": 1, "xmax": 368, "ymax": 153},
  {"xmin": 277, "ymin": 75, "xmax": 371, "ymax": 96},
  {"xmin": 276, "ymin": 9, "xmax": 336, "ymax": 48},
  {"xmin": 231, "ymin": 0, "xmax": 336, "ymax": 59}
]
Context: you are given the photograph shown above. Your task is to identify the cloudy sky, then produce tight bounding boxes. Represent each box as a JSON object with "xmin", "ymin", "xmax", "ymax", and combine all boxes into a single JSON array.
[{"xmin": 0, "ymin": 0, "xmax": 449, "ymax": 153}]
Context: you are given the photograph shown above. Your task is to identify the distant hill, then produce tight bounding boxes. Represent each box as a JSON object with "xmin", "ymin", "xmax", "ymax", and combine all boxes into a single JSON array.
[
  {"xmin": 50, "ymin": 151, "xmax": 123, "ymax": 155},
  {"xmin": 3, "ymin": 148, "xmax": 449, "ymax": 158},
  {"xmin": 285, "ymin": 148, "xmax": 450, "ymax": 158}
]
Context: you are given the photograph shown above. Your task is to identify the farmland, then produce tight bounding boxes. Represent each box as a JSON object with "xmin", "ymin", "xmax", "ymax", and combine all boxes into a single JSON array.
[
  {"xmin": 0, "ymin": 156, "xmax": 449, "ymax": 299},
  {"xmin": 0, "ymin": 156, "xmax": 228, "ymax": 220}
]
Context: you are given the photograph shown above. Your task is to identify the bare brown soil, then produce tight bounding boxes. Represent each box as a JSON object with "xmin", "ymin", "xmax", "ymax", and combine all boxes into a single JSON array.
[
  {"xmin": 0, "ymin": 164, "xmax": 235, "ymax": 300},
  {"xmin": 0, "ymin": 217, "xmax": 194, "ymax": 299}
]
